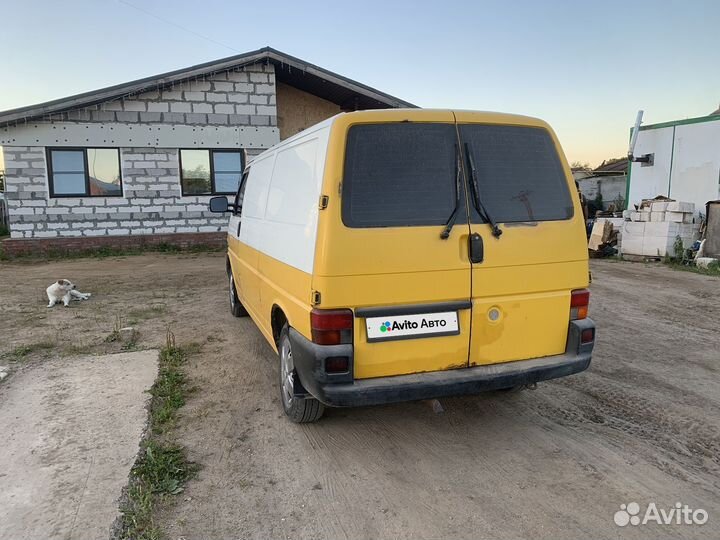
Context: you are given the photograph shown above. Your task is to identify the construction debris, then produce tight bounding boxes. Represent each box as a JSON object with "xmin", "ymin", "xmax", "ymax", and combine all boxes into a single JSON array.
[
  {"xmin": 587, "ymin": 195, "xmax": 710, "ymax": 261},
  {"xmin": 619, "ymin": 197, "xmax": 700, "ymax": 259},
  {"xmin": 588, "ymin": 220, "xmax": 614, "ymax": 251},
  {"xmin": 587, "ymin": 218, "xmax": 623, "ymax": 257}
]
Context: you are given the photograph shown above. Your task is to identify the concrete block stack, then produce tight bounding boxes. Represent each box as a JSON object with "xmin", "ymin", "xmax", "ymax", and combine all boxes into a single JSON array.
[{"xmin": 620, "ymin": 200, "xmax": 699, "ymax": 257}]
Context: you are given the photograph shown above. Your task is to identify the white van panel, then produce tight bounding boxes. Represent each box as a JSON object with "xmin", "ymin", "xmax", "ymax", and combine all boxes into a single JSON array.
[
  {"xmin": 242, "ymin": 154, "xmax": 276, "ymax": 219},
  {"xmin": 266, "ymin": 139, "xmax": 319, "ymax": 225},
  {"xmin": 239, "ymin": 153, "xmax": 275, "ymax": 257},
  {"xmin": 240, "ymin": 125, "xmax": 330, "ymax": 274}
]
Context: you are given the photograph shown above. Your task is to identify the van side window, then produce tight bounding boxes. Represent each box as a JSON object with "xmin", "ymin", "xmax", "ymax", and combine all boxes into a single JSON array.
[
  {"xmin": 460, "ymin": 125, "xmax": 573, "ymax": 223},
  {"xmin": 234, "ymin": 170, "xmax": 249, "ymax": 216},
  {"xmin": 342, "ymin": 124, "xmax": 457, "ymax": 228}
]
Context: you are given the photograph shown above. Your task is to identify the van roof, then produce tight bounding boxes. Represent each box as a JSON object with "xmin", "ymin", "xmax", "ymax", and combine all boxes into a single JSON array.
[
  {"xmin": 340, "ymin": 108, "xmax": 544, "ymax": 124},
  {"xmin": 248, "ymin": 109, "xmax": 549, "ymax": 165}
]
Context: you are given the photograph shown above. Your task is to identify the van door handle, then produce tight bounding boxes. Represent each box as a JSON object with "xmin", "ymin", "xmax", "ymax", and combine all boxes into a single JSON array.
[{"xmin": 469, "ymin": 233, "xmax": 484, "ymax": 263}]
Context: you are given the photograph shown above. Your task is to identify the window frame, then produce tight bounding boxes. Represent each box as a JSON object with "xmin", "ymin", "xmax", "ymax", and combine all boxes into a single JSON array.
[
  {"xmin": 179, "ymin": 148, "xmax": 245, "ymax": 197},
  {"xmin": 46, "ymin": 147, "xmax": 123, "ymax": 198},
  {"xmin": 233, "ymin": 169, "xmax": 250, "ymax": 216}
]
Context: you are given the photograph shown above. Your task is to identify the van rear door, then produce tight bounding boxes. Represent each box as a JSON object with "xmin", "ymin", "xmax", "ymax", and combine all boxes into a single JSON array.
[
  {"xmin": 315, "ymin": 112, "xmax": 473, "ymax": 379},
  {"xmin": 455, "ymin": 114, "xmax": 589, "ymax": 366}
]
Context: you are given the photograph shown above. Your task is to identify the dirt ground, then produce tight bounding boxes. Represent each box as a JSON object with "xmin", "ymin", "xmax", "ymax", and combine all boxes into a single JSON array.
[{"xmin": 0, "ymin": 254, "xmax": 718, "ymax": 539}]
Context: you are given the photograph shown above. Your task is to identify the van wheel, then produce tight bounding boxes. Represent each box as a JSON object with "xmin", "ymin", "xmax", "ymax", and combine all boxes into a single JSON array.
[
  {"xmin": 228, "ymin": 273, "xmax": 248, "ymax": 317},
  {"xmin": 278, "ymin": 326, "xmax": 325, "ymax": 423}
]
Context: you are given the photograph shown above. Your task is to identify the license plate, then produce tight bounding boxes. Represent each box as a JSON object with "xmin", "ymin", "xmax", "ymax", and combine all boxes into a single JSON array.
[{"xmin": 365, "ymin": 311, "xmax": 459, "ymax": 342}]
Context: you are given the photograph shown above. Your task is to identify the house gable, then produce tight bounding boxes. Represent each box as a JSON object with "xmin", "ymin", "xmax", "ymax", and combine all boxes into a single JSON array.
[{"xmin": 0, "ymin": 47, "xmax": 412, "ymax": 252}]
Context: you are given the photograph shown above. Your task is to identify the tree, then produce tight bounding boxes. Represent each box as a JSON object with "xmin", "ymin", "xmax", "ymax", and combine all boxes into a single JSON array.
[{"xmin": 570, "ymin": 161, "xmax": 591, "ymax": 171}]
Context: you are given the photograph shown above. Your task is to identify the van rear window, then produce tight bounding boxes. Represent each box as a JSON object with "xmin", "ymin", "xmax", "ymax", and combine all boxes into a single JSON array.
[
  {"xmin": 342, "ymin": 123, "xmax": 457, "ymax": 228},
  {"xmin": 460, "ymin": 125, "xmax": 573, "ymax": 223}
]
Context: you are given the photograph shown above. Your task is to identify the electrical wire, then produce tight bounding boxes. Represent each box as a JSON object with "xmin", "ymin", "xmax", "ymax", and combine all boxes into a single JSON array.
[{"xmin": 116, "ymin": 0, "xmax": 242, "ymax": 54}]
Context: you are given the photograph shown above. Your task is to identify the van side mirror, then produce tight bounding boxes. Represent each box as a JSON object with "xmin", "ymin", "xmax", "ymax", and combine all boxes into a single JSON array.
[{"xmin": 209, "ymin": 196, "xmax": 229, "ymax": 213}]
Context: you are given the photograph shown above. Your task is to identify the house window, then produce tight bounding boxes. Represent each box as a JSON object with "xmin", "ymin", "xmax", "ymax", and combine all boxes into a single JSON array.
[
  {"xmin": 47, "ymin": 148, "xmax": 122, "ymax": 197},
  {"xmin": 179, "ymin": 149, "xmax": 244, "ymax": 195}
]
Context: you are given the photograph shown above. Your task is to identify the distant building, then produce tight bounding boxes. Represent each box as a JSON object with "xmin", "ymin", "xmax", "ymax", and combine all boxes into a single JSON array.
[
  {"xmin": 628, "ymin": 111, "xmax": 720, "ymax": 214},
  {"xmin": 0, "ymin": 47, "xmax": 413, "ymax": 255},
  {"xmin": 577, "ymin": 158, "xmax": 628, "ymax": 212}
]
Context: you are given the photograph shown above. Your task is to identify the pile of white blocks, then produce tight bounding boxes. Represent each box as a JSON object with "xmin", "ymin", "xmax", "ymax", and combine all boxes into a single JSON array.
[
  {"xmin": 621, "ymin": 201, "xmax": 699, "ymax": 257},
  {"xmin": 629, "ymin": 200, "xmax": 695, "ymax": 224}
]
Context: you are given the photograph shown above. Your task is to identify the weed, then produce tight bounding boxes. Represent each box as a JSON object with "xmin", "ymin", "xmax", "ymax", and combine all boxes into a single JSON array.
[
  {"xmin": 656, "ymin": 235, "xmax": 720, "ymax": 277},
  {"xmin": 105, "ymin": 315, "xmax": 123, "ymax": 343},
  {"xmin": 120, "ymin": 330, "xmax": 140, "ymax": 351},
  {"xmin": 135, "ymin": 441, "xmax": 196, "ymax": 494},
  {"xmin": 612, "ymin": 194, "xmax": 626, "ymax": 212},
  {"xmin": 3, "ymin": 341, "xmax": 55, "ymax": 361},
  {"xmin": 150, "ymin": 350, "xmax": 187, "ymax": 429},
  {"xmin": 673, "ymin": 235, "xmax": 686, "ymax": 261},
  {"xmin": 664, "ymin": 259, "xmax": 720, "ymax": 277},
  {"xmin": 165, "ymin": 326, "xmax": 176, "ymax": 350},
  {"xmin": 118, "ymin": 335, "xmax": 200, "ymax": 540},
  {"xmin": 121, "ymin": 483, "xmax": 160, "ymax": 540}
]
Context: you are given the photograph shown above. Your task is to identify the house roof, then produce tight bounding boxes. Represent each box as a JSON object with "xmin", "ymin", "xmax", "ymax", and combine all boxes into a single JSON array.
[
  {"xmin": 0, "ymin": 47, "xmax": 415, "ymax": 126},
  {"xmin": 594, "ymin": 158, "xmax": 628, "ymax": 174},
  {"xmin": 639, "ymin": 113, "xmax": 720, "ymax": 131}
]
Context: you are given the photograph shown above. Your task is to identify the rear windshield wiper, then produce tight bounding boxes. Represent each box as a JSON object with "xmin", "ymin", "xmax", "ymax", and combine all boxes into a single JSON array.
[
  {"xmin": 465, "ymin": 143, "xmax": 502, "ymax": 238},
  {"xmin": 440, "ymin": 145, "xmax": 463, "ymax": 239}
]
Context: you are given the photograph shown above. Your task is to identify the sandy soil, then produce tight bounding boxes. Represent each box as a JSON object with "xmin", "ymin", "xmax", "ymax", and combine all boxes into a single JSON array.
[{"xmin": 0, "ymin": 254, "xmax": 718, "ymax": 539}]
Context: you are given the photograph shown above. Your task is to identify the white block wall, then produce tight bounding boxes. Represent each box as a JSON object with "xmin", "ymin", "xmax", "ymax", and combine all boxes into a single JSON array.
[{"xmin": 2, "ymin": 62, "xmax": 277, "ymax": 239}]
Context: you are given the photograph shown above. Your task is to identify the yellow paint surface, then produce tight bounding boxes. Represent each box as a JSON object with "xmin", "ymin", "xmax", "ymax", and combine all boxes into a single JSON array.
[{"xmin": 229, "ymin": 109, "xmax": 589, "ymax": 379}]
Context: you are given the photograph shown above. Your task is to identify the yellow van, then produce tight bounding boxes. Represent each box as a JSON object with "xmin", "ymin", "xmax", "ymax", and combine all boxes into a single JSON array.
[{"xmin": 210, "ymin": 109, "xmax": 595, "ymax": 423}]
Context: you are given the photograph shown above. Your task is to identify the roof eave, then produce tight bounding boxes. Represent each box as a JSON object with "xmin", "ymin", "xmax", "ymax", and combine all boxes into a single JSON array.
[{"xmin": 0, "ymin": 46, "xmax": 415, "ymax": 125}]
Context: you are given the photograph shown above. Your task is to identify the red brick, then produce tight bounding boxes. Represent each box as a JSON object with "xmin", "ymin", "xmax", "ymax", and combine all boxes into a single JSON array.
[{"xmin": 1, "ymin": 233, "xmax": 226, "ymax": 258}]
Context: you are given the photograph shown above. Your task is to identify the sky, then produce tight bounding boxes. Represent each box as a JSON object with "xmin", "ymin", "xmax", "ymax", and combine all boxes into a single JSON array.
[{"xmin": 1, "ymin": 0, "xmax": 719, "ymax": 167}]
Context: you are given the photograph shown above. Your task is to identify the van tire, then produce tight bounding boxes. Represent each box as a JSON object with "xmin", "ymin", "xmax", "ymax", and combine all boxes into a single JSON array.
[
  {"xmin": 228, "ymin": 273, "xmax": 249, "ymax": 318},
  {"xmin": 278, "ymin": 325, "xmax": 325, "ymax": 423}
]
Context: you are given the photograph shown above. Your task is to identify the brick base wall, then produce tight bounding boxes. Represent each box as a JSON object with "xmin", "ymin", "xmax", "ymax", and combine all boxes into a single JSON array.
[{"xmin": 1, "ymin": 232, "xmax": 226, "ymax": 257}]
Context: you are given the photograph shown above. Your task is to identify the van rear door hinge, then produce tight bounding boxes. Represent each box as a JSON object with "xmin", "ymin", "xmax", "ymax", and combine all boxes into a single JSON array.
[
  {"xmin": 311, "ymin": 290, "xmax": 321, "ymax": 305},
  {"xmin": 318, "ymin": 195, "xmax": 329, "ymax": 210}
]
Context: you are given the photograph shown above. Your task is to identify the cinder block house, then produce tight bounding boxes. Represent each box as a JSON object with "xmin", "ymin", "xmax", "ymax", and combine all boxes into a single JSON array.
[{"xmin": 0, "ymin": 47, "xmax": 412, "ymax": 255}]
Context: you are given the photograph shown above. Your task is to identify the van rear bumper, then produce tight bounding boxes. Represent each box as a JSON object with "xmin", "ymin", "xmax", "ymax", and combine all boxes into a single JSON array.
[{"xmin": 289, "ymin": 318, "xmax": 594, "ymax": 408}]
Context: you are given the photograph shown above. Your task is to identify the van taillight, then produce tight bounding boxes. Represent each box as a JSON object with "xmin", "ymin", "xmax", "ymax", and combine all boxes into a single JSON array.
[
  {"xmin": 570, "ymin": 289, "xmax": 590, "ymax": 320},
  {"xmin": 311, "ymin": 309, "xmax": 353, "ymax": 345}
]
